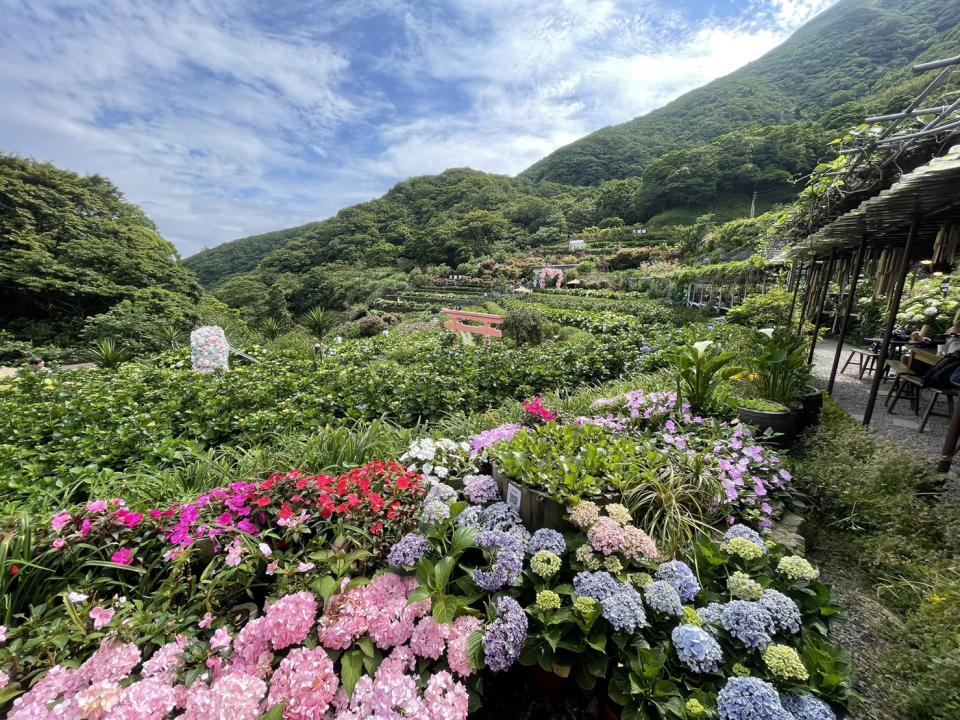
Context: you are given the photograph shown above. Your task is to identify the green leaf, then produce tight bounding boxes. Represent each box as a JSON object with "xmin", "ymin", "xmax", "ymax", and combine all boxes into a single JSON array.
[
  {"xmin": 341, "ymin": 650, "xmax": 364, "ymax": 697},
  {"xmin": 259, "ymin": 704, "xmax": 286, "ymax": 720},
  {"xmin": 466, "ymin": 629, "xmax": 485, "ymax": 670},
  {"xmin": 432, "ymin": 594, "xmax": 458, "ymax": 624}
]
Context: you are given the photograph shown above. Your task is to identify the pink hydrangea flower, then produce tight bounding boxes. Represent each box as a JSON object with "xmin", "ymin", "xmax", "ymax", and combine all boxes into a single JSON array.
[
  {"xmin": 0, "ymin": 669, "xmax": 8, "ymax": 689},
  {"xmin": 410, "ymin": 617, "xmax": 447, "ymax": 660},
  {"xmin": 210, "ymin": 628, "xmax": 232, "ymax": 652},
  {"xmin": 89, "ymin": 606, "xmax": 115, "ymax": 630},
  {"xmin": 106, "ymin": 677, "xmax": 178, "ymax": 720},
  {"xmin": 622, "ymin": 525, "xmax": 659, "ymax": 562},
  {"xmin": 142, "ymin": 636, "xmax": 189, "ymax": 681},
  {"xmin": 265, "ymin": 647, "xmax": 339, "ymax": 720},
  {"xmin": 182, "ymin": 671, "xmax": 266, "ymax": 720},
  {"xmin": 263, "ymin": 591, "xmax": 317, "ymax": 650},
  {"xmin": 424, "ymin": 670, "xmax": 470, "ymax": 720},
  {"xmin": 446, "ymin": 616, "xmax": 482, "ymax": 677},
  {"xmin": 76, "ymin": 679, "xmax": 122, "ymax": 718},
  {"xmin": 79, "ymin": 641, "xmax": 141, "ymax": 684},
  {"xmin": 587, "ymin": 516, "xmax": 627, "ymax": 556}
]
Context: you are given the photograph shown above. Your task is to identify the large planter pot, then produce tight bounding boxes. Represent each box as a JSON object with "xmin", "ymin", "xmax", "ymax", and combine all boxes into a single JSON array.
[
  {"xmin": 798, "ymin": 386, "xmax": 823, "ymax": 430},
  {"xmin": 490, "ymin": 462, "xmax": 572, "ymax": 532},
  {"xmin": 736, "ymin": 407, "xmax": 798, "ymax": 447}
]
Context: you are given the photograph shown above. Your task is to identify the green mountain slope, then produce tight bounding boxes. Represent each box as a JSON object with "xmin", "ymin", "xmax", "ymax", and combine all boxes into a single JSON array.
[
  {"xmin": 521, "ymin": 0, "xmax": 960, "ymax": 185},
  {"xmin": 184, "ymin": 222, "xmax": 319, "ymax": 286}
]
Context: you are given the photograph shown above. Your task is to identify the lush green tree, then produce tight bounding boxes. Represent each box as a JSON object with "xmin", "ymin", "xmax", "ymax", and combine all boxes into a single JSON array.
[
  {"xmin": 0, "ymin": 154, "xmax": 201, "ymax": 351},
  {"xmin": 81, "ymin": 287, "xmax": 201, "ymax": 357}
]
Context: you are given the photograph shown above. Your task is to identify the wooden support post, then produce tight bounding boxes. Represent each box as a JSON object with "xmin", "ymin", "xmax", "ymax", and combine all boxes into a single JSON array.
[
  {"xmin": 938, "ymin": 401, "xmax": 960, "ymax": 472},
  {"xmin": 807, "ymin": 248, "xmax": 837, "ymax": 365},
  {"xmin": 828, "ymin": 234, "xmax": 868, "ymax": 394},
  {"xmin": 863, "ymin": 215, "xmax": 920, "ymax": 426},
  {"xmin": 787, "ymin": 261, "xmax": 803, "ymax": 327},
  {"xmin": 796, "ymin": 264, "xmax": 814, "ymax": 336}
]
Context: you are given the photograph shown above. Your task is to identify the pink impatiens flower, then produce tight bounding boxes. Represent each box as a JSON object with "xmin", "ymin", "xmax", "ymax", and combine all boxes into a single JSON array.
[
  {"xmin": 111, "ymin": 548, "xmax": 134, "ymax": 566},
  {"xmin": 89, "ymin": 606, "xmax": 115, "ymax": 630},
  {"xmin": 210, "ymin": 628, "xmax": 232, "ymax": 651},
  {"xmin": 199, "ymin": 612, "xmax": 213, "ymax": 629},
  {"xmin": 86, "ymin": 500, "xmax": 108, "ymax": 513},
  {"xmin": 52, "ymin": 538, "xmax": 66, "ymax": 550},
  {"xmin": 51, "ymin": 511, "xmax": 72, "ymax": 532}
]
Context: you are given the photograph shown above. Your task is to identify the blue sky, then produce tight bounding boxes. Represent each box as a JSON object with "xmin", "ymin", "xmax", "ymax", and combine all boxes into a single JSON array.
[{"xmin": 0, "ymin": 0, "xmax": 836, "ymax": 256}]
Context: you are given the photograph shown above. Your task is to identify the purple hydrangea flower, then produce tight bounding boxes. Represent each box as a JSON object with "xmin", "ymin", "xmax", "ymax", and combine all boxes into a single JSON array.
[
  {"xmin": 528, "ymin": 529, "xmax": 566, "ymax": 556},
  {"xmin": 456, "ymin": 505, "xmax": 484, "ymax": 529},
  {"xmin": 463, "ymin": 475, "xmax": 500, "ymax": 506},
  {"xmin": 671, "ymin": 624, "xmax": 723, "ymax": 673},
  {"xmin": 601, "ymin": 584, "xmax": 648, "ymax": 633},
  {"xmin": 720, "ymin": 600, "xmax": 775, "ymax": 651},
  {"xmin": 723, "ymin": 524, "xmax": 766, "ymax": 551},
  {"xmin": 474, "ymin": 530, "xmax": 524, "ymax": 592},
  {"xmin": 484, "ymin": 596, "xmax": 527, "ymax": 672},
  {"xmin": 573, "ymin": 571, "xmax": 621, "ymax": 602},
  {"xmin": 425, "ymin": 482, "xmax": 458, "ymax": 505},
  {"xmin": 470, "ymin": 424, "xmax": 523, "ymax": 455},
  {"xmin": 644, "ymin": 580, "xmax": 684, "ymax": 616},
  {"xmin": 759, "ymin": 589, "xmax": 801, "ymax": 635},
  {"xmin": 697, "ymin": 602, "xmax": 725, "ymax": 630},
  {"xmin": 655, "ymin": 560, "xmax": 701, "ymax": 603},
  {"xmin": 480, "ymin": 502, "xmax": 525, "ymax": 533},
  {"xmin": 387, "ymin": 533, "xmax": 431, "ymax": 569},
  {"xmin": 779, "ymin": 693, "xmax": 836, "ymax": 720},
  {"xmin": 718, "ymin": 677, "xmax": 792, "ymax": 720}
]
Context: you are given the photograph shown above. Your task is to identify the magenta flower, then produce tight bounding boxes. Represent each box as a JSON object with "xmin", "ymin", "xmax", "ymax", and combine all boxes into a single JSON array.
[
  {"xmin": 199, "ymin": 612, "xmax": 213, "ymax": 629},
  {"xmin": 51, "ymin": 511, "xmax": 72, "ymax": 532},
  {"xmin": 52, "ymin": 538, "xmax": 66, "ymax": 550},
  {"xmin": 111, "ymin": 548, "xmax": 134, "ymax": 566},
  {"xmin": 89, "ymin": 606, "xmax": 115, "ymax": 630},
  {"xmin": 86, "ymin": 500, "xmax": 108, "ymax": 513}
]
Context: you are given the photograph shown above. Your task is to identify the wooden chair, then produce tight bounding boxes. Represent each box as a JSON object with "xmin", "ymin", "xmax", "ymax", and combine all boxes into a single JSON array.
[
  {"xmin": 884, "ymin": 359, "xmax": 917, "ymax": 407},
  {"xmin": 841, "ymin": 348, "xmax": 878, "ymax": 379},
  {"xmin": 887, "ymin": 373, "xmax": 923, "ymax": 415},
  {"xmin": 919, "ymin": 386, "xmax": 959, "ymax": 433}
]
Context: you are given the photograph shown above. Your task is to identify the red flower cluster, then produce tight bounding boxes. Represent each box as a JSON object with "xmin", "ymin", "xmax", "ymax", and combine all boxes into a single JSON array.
[{"xmin": 522, "ymin": 396, "xmax": 557, "ymax": 424}]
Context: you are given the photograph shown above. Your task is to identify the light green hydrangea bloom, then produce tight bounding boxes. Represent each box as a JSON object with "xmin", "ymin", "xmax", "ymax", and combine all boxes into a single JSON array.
[
  {"xmin": 604, "ymin": 556, "xmax": 624, "ymax": 574},
  {"xmin": 732, "ymin": 663, "xmax": 751, "ymax": 677},
  {"xmin": 685, "ymin": 699, "xmax": 706, "ymax": 719},
  {"xmin": 777, "ymin": 555, "xmax": 820, "ymax": 581},
  {"xmin": 531, "ymin": 550, "xmax": 561, "ymax": 578},
  {"xmin": 726, "ymin": 536, "xmax": 765, "ymax": 561},
  {"xmin": 536, "ymin": 590, "xmax": 561, "ymax": 611},
  {"xmin": 569, "ymin": 501, "xmax": 600, "ymax": 529},
  {"xmin": 605, "ymin": 503, "xmax": 632, "ymax": 525},
  {"xmin": 629, "ymin": 572, "xmax": 654, "ymax": 587},
  {"xmin": 682, "ymin": 606, "xmax": 703, "ymax": 627},
  {"xmin": 727, "ymin": 570, "xmax": 764, "ymax": 600},
  {"xmin": 573, "ymin": 596, "xmax": 597, "ymax": 616},
  {"xmin": 575, "ymin": 544, "xmax": 601, "ymax": 570},
  {"xmin": 762, "ymin": 644, "xmax": 810, "ymax": 680}
]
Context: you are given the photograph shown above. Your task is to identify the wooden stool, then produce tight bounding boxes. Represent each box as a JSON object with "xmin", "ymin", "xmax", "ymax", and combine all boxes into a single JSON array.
[
  {"xmin": 885, "ymin": 360, "xmax": 917, "ymax": 406},
  {"xmin": 841, "ymin": 348, "xmax": 878, "ymax": 379},
  {"xmin": 887, "ymin": 374, "xmax": 923, "ymax": 415},
  {"xmin": 919, "ymin": 387, "xmax": 959, "ymax": 433}
]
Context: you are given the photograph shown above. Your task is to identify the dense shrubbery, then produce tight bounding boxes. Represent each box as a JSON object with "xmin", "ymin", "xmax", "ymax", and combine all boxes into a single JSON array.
[
  {"xmin": 0, "ymin": 330, "xmax": 662, "ymax": 509},
  {"xmin": 797, "ymin": 400, "xmax": 960, "ymax": 719}
]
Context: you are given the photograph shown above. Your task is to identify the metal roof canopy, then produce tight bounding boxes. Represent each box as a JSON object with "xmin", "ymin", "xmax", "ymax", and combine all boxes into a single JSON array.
[{"xmin": 788, "ymin": 143, "xmax": 960, "ymax": 260}]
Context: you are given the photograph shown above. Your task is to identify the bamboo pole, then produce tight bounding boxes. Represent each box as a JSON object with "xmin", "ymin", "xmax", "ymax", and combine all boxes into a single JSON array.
[
  {"xmin": 808, "ymin": 249, "xmax": 837, "ymax": 365},
  {"xmin": 828, "ymin": 234, "xmax": 869, "ymax": 393}
]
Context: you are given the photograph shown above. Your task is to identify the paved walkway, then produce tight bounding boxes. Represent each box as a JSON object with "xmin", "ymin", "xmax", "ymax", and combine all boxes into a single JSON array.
[{"xmin": 810, "ymin": 342, "xmax": 952, "ymax": 458}]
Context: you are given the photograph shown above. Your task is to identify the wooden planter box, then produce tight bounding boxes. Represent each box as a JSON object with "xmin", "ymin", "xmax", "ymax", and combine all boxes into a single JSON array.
[{"xmin": 490, "ymin": 462, "xmax": 572, "ymax": 532}]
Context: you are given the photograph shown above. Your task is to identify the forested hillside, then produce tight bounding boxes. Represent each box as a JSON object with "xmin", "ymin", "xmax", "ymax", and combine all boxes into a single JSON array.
[
  {"xmin": 184, "ymin": 222, "xmax": 319, "ymax": 286},
  {"xmin": 0, "ymin": 154, "xmax": 203, "ymax": 360},
  {"xmin": 522, "ymin": 0, "xmax": 960, "ymax": 185}
]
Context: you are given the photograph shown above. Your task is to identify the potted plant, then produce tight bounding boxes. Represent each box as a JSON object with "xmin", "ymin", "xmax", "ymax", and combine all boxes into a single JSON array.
[{"xmin": 735, "ymin": 397, "xmax": 796, "ymax": 442}]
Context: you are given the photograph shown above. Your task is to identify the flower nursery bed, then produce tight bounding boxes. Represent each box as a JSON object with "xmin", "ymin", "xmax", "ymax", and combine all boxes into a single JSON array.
[{"xmin": 0, "ymin": 387, "xmax": 854, "ymax": 720}]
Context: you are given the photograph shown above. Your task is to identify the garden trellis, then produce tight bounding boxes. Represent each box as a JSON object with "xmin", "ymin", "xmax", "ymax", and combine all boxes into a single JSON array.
[{"xmin": 783, "ymin": 54, "xmax": 960, "ymax": 470}]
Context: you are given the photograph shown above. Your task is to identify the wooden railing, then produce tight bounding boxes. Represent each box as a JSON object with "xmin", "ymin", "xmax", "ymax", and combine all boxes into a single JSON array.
[{"xmin": 442, "ymin": 309, "xmax": 505, "ymax": 338}]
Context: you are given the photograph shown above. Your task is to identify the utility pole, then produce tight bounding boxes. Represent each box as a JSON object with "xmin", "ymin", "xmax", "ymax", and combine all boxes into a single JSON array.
[{"xmin": 749, "ymin": 190, "xmax": 757, "ymax": 219}]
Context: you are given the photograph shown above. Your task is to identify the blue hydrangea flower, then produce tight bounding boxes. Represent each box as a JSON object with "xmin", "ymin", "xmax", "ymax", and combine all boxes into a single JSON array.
[
  {"xmin": 484, "ymin": 596, "xmax": 528, "ymax": 672},
  {"xmin": 601, "ymin": 584, "xmax": 648, "ymax": 634},
  {"xmin": 481, "ymin": 502, "xmax": 525, "ymax": 532},
  {"xmin": 528, "ymin": 528, "xmax": 566, "ymax": 556},
  {"xmin": 779, "ymin": 693, "xmax": 837, "ymax": 720},
  {"xmin": 759, "ymin": 589, "xmax": 801, "ymax": 635},
  {"xmin": 717, "ymin": 677, "xmax": 792, "ymax": 720},
  {"xmin": 644, "ymin": 580, "xmax": 684, "ymax": 617},
  {"xmin": 697, "ymin": 602, "xmax": 725, "ymax": 630},
  {"xmin": 420, "ymin": 499, "xmax": 451, "ymax": 525},
  {"xmin": 721, "ymin": 600, "xmax": 775, "ymax": 651},
  {"xmin": 655, "ymin": 560, "xmax": 701, "ymax": 602},
  {"xmin": 573, "ymin": 571, "xmax": 621, "ymax": 602},
  {"xmin": 425, "ymin": 482, "xmax": 458, "ymax": 505},
  {"xmin": 387, "ymin": 533, "xmax": 431, "ymax": 569},
  {"xmin": 671, "ymin": 624, "xmax": 723, "ymax": 673},
  {"xmin": 463, "ymin": 475, "xmax": 500, "ymax": 506},
  {"xmin": 474, "ymin": 530, "xmax": 524, "ymax": 592},
  {"xmin": 456, "ymin": 505, "xmax": 484, "ymax": 529},
  {"xmin": 723, "ymin": 524, "xmax": 767, "ymax": 551}
]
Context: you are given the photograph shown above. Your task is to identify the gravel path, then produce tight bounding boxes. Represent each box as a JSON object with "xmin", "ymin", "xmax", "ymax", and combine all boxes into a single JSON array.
[{"xmin": 809, "ymin": 343, "xmax": 951, "ymax": 456}]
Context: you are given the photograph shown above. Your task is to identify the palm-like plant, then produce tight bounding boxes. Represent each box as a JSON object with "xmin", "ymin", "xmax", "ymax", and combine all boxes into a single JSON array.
[
  {"xmin": 85, "ymin": 338, "xmax": 131, "ymax": 370},
  {"xmin": 750, "ymin": 329, "xmax": 810, "ymax": 406},
  {"xmin": 158, "ymin": 324, "xmax": 186, "ymax": 350},
  {"xmin": 300, "ymin": 306, "xmax": 337, "ymax": 353},
  {"xmin": 666, "ymin": 340, "xmax": 743, "ymax": 415},
  {"xmin": 259, "ymin": 317, "xmax": 284, "ymax": 341}
]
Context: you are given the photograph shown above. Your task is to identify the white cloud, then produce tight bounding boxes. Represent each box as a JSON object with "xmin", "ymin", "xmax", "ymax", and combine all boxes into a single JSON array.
[{"xmin": 0, "ymin": 0, "xmax": 840, "ymax": 255}]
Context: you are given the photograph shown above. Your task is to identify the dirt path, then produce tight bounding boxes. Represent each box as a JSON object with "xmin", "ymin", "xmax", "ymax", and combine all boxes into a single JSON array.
[{"xmin": 810, "ymin": 530, "xmax": 907, "ymax": 720}]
